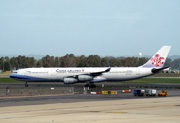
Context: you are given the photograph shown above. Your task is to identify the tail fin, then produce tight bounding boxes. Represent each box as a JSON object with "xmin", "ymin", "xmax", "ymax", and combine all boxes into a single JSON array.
[{"xmin": 141, "ymin": 46, "xmax": 171, "ymax": 68}]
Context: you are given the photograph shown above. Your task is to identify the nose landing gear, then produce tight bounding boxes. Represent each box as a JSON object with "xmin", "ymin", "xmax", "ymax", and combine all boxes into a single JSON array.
[{"xmin": 25, "ymin": 82, "xmax": 28, "ymax": 87}]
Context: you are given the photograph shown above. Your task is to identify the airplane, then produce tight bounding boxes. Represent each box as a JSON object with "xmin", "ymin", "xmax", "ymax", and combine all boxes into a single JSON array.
[{"xmin": 10, "ymin": 46, "xmax": 171, "ymax": 88}]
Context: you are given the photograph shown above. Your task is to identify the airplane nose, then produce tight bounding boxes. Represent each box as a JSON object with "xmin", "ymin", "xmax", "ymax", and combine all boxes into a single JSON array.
[{"xmin": 10, "ymin": 73, "xmax": 18, "ymax": 79}]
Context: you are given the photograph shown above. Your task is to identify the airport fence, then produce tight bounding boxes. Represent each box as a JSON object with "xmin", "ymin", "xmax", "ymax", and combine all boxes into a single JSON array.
[
  {"xmin": 0, "ymin": 87, "xmax": 75, "ymax": 97},
  {"xmin": 0, "ymin": 83, "xmax": 180, "ymax": 97}
]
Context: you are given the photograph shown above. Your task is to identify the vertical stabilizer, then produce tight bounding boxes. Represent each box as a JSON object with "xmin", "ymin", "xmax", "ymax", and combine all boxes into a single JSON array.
[{"xmin": 141, "ymin": 46, "xmax": 171, "ymax": 68}]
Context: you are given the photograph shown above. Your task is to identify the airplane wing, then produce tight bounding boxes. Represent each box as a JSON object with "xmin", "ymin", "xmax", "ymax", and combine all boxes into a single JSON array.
[
  {"xmin": 64, "ymin": 68, "xmax": 111, "ymax": 84},
  {"xmin": 89, "ymin": 68, "xmax": 111, "ymax": 76},
  {"xmin": 70, "ymin": 67, "xmax": 111, "ymax": 78}
]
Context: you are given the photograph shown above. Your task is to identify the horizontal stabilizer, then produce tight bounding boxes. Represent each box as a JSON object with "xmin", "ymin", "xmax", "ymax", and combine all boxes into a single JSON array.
[{"xmin": 151, "ymin": 66, "xmax": 169, "ymax": 73}]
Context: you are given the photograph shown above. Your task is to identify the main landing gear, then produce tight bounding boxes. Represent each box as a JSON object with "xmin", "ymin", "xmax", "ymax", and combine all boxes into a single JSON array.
[
  {"xmin": 85, "ymin": 83, "xmax": 96, "ymax": 88},
  {"xmin": 25, "ymin": 82, "xmax": 28, "ymax": 87}
]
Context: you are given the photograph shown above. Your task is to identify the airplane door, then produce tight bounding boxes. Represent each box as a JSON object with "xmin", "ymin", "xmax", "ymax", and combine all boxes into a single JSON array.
[{"xmin": 136, "ymin": 68, "xmax": 140, "ymax": 75}]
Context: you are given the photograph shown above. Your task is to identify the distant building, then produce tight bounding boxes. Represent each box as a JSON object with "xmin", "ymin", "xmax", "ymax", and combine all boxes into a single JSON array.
[
  {"xmin": 163, "ymin": 68, "xmax": 180, "ymax": 73},
  {"xmin": 12, "ymin": 70, "xmax": 17, "ymax": 73}
]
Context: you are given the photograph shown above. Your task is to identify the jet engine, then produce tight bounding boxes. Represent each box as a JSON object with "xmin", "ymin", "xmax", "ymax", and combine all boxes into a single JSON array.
[
  {"xmin": 78, "ymin": 75, "xmax": 93, "ymax": 81},
  {"xmin": 64, "ymin": 78, "xmax": 78, "ymax": 84}
]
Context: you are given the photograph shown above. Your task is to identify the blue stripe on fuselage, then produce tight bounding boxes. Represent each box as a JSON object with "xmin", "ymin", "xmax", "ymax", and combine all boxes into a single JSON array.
[{"xmin": 9, "ymin": 73, "xmax": 62, "ymax": 82}]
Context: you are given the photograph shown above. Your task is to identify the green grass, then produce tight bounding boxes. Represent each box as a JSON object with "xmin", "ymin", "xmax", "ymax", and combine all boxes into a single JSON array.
[
  {"xmin": 152, "ymin": 73, "xmax": 180, "ymax": 77},
  {"xmin": 122, "ymin": 78, "xmax": 180, "ymax": 84},
  {"xmin": 0, "ymin": 78, "xmax": 22, "ymax": 83},
  {"xmin": 0, "ymin": 77, "xmax": 180, "ymax": 84}
]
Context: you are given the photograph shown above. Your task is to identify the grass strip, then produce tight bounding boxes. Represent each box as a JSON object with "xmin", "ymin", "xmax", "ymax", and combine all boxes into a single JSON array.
[
  {"xmin": 122, "ymin": 78, "xmax": 180, "ymax": 83},
  {"xmin": 0, "ymin": 77, "xmax": 180, "ymax": 84}
]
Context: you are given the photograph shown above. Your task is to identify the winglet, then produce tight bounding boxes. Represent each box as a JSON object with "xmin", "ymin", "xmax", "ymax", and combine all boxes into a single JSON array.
[
  {"xmin": 141, "ymin": 46, "xmax": 171, "ymax": 68},
  {"xmin": 105, "ymin": 68, "xmax": 111, "ymax": 72}
]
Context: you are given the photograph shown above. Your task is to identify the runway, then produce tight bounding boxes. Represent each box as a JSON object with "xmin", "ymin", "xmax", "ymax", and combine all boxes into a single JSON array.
[
  {"xmin": 0, "ymin": 96, "xmax": 180, "ymax": 123},
  {"xmin": 0, "ymin": 88, "xmax": 180, "ymax": 106},
  {"xmin": 0, "ymin": 83, "xmax": 180, "ymax": 122}
]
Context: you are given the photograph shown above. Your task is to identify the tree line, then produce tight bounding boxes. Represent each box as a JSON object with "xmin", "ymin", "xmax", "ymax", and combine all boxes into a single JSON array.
[{"xmin": 0, "ymin": 54, "xmax": 179, "ymax": 71}]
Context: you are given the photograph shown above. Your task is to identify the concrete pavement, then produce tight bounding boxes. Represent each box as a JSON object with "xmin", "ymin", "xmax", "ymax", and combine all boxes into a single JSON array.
[{"xmin": 0, "ymin": 96, "xmax": 179, "ymax": 123}]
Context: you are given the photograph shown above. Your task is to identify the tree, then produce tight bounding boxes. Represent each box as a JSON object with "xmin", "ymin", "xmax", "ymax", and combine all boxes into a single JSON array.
[
  {"xmin": 164, "ymin": 58, "xmax": 172, "ymax": 67},
  {"xmin": 36, "ymin": 60, "xmax": 43, "ymax": 67},
  {"xmin": 60, "ymin": 54, "xmax": 77, "ymax": 67},
  {"xmin": 116, "ymin": 57, "xmax": 123, "ymax": 67},
  {"xmin": 86, "ymin": 55, "xmax": 101, "ymax": 67},
  {"xmin": 0, "ymin": 56, "xmax": 11, "ymax": 71},
  {"xmin": 77, "ymin": 55, "xmax": 87, "ymax": 67},
  {"xmin": 2, "ymin": 54, "xmax": 180, "ymax": 70},
  {"xmin": 41, "ymin": 55, "xmax": 55, "ymax": 67},
  {"xmin": 108, "ymin": 57, "xmax": 117, "ymax": 67},
  {"xmin": 101, "ymin": 57, "xmax": 109, "ymax": 67},
  {"xmin": 124, "ymin": 57, "xmax": 134, "ymax": 67},
  {"xmin": 0, "ymin": 57, "xmax": 4, "ymax": 70},
  {"xmin": 171, "ymin": 58, "xmax": 180, "ymax": 70},
  {"xmin": 138, "ymin": 57, "xmax": 148, "ymax": 66},
  {"xmin": 4, "ymin": 61, "xmax": 10, "ymax": 71},
  {"xmin": 54, "ymin": 57, "xmax": 61, "ymax": 67},
  {"xmin": 10, "ymin": 57, "xmax": 17, "ymax": 70}
]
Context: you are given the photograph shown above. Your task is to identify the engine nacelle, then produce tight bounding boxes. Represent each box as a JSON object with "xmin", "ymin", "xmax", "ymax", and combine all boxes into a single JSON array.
[
  {"xmin": 78, "ymin": 75, "xmax": 93, "ymax": 81},
  {"xmin": 64, "ymin": 78, "xmax": 78, "ymax": 84}
]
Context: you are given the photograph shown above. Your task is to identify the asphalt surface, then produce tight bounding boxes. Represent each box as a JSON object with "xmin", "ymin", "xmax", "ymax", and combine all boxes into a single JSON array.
[
  {"xmin": 0, "ymin": 82, "xmax": 180, "ymax": 88},
  {"xmin": 0, "ymin": 89, "xmax": 180, "ymax": 107},
  {"xmin": 0, "ymin": 82, "xmax": 180, "ymax": 107},
  {"xmin": 1, "ymin": 96, "xmax": 180, "ymax": 123},
  {"xmin": 0, "ymin": 83, "xmax": 180, "ymax": 123}
]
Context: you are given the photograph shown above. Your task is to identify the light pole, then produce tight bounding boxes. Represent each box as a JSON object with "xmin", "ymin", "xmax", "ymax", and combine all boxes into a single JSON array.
[{"xmin": 138, "ymin": 52, "xmax": 142, "ymax": 66}]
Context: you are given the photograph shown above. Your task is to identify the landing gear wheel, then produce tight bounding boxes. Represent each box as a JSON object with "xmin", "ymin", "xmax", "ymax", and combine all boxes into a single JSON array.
[
  {"xmin": 89, "ymin": 84, "xmax": 96, "ymax": 88},
  {"xmin": 84, "ymin": 83, "xmax": 96, "ymax": 88},
  {"xmin": 25, "ymin": 82, "xmax": 28, "ymax": 87},
  {"xmin": 85, "ymin": 83, "xmax": 90, "ymax": 87}
]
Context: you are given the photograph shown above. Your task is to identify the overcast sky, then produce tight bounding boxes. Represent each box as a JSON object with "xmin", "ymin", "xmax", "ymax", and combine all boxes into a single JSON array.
[{"xmin": 0, "ymin": 0, "xmax": 180, "ymax": 57}]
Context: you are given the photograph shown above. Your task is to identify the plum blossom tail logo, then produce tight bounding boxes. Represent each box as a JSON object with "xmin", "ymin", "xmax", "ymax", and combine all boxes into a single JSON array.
[{"xmin": 150, "ymin": 54, "xmax": 165, "ymax": 66}]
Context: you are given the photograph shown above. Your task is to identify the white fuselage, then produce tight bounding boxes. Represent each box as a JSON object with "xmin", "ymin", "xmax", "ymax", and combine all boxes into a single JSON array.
[
  {"xmin": 10, "ymin": 67, "xmax": 153, "ymax": 83},
  {"xmin": 10, "ymin": 46, "xmax": 171, "ymax": 85}
]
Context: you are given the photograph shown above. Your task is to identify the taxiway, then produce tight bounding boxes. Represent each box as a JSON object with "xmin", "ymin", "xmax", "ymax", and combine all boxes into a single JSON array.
[{"xmin": 0, "ymin": 96, "xmax": 179, "ymax": 123}]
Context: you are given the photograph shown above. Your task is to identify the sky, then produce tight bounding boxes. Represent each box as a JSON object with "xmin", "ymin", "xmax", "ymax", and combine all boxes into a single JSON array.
[{"xmin": 0, "ymin": 0, "xmax": 180, "ymax": 57}]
